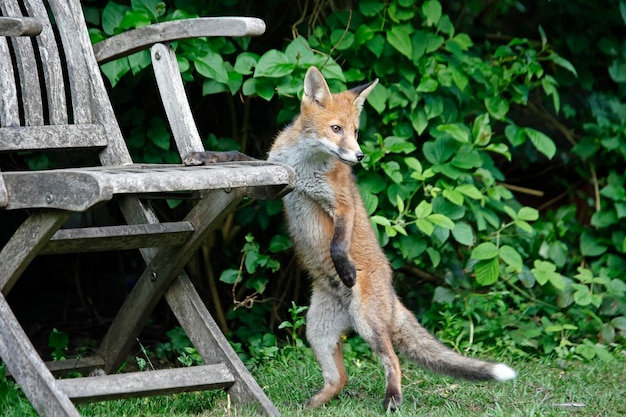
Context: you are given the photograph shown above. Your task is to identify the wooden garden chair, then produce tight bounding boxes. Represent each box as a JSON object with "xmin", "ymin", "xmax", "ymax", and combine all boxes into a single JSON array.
[{"xmin": 0, "ymin": 0, "xmax": 294, "ymax": 415}]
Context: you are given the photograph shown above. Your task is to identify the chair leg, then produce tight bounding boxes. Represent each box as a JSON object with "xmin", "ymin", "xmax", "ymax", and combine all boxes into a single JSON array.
[
  {"xmin": 0, "ymin": 210, "xmax": 70, "ymax": 295},
  {"xmin": 98, "ymin": 189, "xmax": 244, "ymax": 373},
  {"xmin": 0, "ymin": 291, "xmax": 81, "ymax": 417},
  {"xmin": 166, "ymin": 275, "xmax": 281, "ymax": 417}
]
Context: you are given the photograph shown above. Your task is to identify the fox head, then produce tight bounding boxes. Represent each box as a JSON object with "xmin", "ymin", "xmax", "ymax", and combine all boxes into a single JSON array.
[{"xmin": 300, "ymin": 66, "xmax": 378, "ymax": 166}]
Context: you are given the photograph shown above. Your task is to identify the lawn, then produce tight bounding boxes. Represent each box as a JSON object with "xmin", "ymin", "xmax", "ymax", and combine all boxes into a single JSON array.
[{"xmin": 2, "ymin": 348, "xmax": 625, "ymax": 417}]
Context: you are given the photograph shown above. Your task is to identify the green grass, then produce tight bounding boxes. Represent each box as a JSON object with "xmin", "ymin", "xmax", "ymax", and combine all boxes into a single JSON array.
[{"xmin": 2, "ymin": 349, "xmax": 625, "ymax": 416}]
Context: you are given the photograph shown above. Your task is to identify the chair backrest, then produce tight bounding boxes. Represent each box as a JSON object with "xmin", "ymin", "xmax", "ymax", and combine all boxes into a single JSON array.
[{"xmin": 0, "ymin": 0, "xmax": 132, "ymax": 169}]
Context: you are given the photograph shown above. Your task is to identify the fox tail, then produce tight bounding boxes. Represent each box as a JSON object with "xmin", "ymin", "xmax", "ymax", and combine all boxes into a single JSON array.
[{"xmin": 391, "ymin": 300, "xmax": 516, "ymax": 381}]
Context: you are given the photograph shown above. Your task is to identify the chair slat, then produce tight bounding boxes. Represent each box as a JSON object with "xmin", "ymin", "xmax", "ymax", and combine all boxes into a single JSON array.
[
  {"xmin": 24, "ymin": 0, "xmax": 68, "ymax": 125},
  {"xmin": 151, "ymin": 43, "xmax": 204, "ymax": 158},
  {"xmin": 0, "ymin": 124, "xmax": 107, "ymax": 151},
  {"xmin": 1, "ymin": 0, "xmax": 44, "ymax": 126},
  {"xmin": 57, "ymin": 364, "xmax": 235, "ymax": 403},
  {"xmin": 0, "ymin": 36, "xmax": 19, "ymax": 127},
  {"xmin": 0, "ymin": 16, "xmax": 42, "ymax": 36},
  {"xmin": 1, "ymin": 162, "xmax": 295, "ymax": 211},
  {"xmin": 45, "ymin": 0, "xmax": 92, "ymax": 124},
  {"xmin": 41, "ymin": 222, "xmax": 195, "ymax": 254}
]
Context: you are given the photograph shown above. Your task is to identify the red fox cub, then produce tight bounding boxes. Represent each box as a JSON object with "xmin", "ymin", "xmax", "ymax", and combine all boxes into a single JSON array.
[{"xmin": 186, "ymin": 66, "xmax": 516, "ymax": 411}]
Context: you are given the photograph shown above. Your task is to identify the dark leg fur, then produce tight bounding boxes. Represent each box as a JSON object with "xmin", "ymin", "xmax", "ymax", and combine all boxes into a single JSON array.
[
  {"xmin": 183, "ymin": 150, "xmax": 257, "ymax": 165},
  {"xmin": 330, "ymin": 217, "xmax": 356, "ymax": 287}
]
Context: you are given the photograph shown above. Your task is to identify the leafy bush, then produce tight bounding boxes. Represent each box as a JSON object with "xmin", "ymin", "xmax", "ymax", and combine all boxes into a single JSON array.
[{"xmin": 86, "ymin": 0, "xmax": 626, "ymax": 360}]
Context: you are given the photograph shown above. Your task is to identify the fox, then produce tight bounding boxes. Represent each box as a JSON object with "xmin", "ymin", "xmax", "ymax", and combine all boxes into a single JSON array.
[{"xmin": 186, "ymin": 66, "xmax": 516, "ymax": 411}]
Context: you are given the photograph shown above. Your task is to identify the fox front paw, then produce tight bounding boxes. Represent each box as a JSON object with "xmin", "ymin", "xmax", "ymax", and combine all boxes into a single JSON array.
[
  {"xmin": 183, "ymin": 150, "xmax": 256, "ymax": 165},
  {"xmin": 332, "ymin": 256, "xmax": 356, "ymax": 288}
]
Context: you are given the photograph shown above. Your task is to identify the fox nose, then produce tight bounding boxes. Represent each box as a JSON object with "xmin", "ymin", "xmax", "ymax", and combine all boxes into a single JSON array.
[{"xmin": 356, "ymin": 152, "xmax": 364, "ymax": 161}]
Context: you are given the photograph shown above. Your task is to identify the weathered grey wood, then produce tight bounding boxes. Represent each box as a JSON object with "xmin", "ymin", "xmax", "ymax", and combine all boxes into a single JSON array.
[
  {"xmin": 166, "ymin": 275, "xmax": 281, "ymax": 416},
  {"xmin": 24, "ymin": 0, "xmax": 69, "ymax": 124},
  {"xmin": 94, "ymin": 17, "xmax": 266, "ymax": 64},
  {"xmin": 0, "ymin": 168, "xmax": 7, "ymax": 208},
  {"xmin": 0, "ymin": 125, "xmax": 107, "ymax": 151},
  {"xmin": 45, "ymin": 356, "xmax": 106, "ymax": 377},
  {"xmin": 0, "ymin": 36, "xmax": 19, "ymax": 127},
  {"xmin": 0, "ymin": 291, "xmax": 81, "ymax": 417},
  {"xmin": 0, "ymin": 1, "xmax": 292, "ymax": 414},
  {"xmin": 0, "ymin": 210, "xmax": 70, "ymax": 295},
  {"xmin": 5, "ymin": 355, "xmax": 106, "ymax": 378},
  {"xmin": 1, "ymin": 162, "xmax": 295, "ymax": 210},
  {"xmin": 42, "ymin": 221, "xmax": 195, "ymax": 254},
  {"xmin": 1, "ymin": 0, "xmax": 44, "ymax": 125},
  {"xmin": 57, "ymin": 364, "xmax": 235, "ymax": 403},
  {"xmin": 152, "ymin": 43, "xmax": 204, "ymax": 157},
  {"xmin": 0, "ymin": 16, "xmax": 42, "ymax": 36},
  {"xmin": 47, "ymin": 0, "xmax": 92, "ymax": 125},
  {"xmin": 98, "ymin": 188, "xmax": 245, "ymax": 374}
]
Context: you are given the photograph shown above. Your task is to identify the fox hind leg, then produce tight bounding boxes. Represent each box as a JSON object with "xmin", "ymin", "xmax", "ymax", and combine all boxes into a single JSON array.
[
  {"xmin": 305, "ymin": 293, "xmax": 351, "ymax": 408},
  {"xmin": 353, "ymin": 312, "xmax": 403, "ymax": 411}
]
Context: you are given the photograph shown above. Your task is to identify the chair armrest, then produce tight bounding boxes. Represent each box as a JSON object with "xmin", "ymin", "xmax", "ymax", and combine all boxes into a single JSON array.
[
  {"xmin": 93, "ymin": 17, "xmax": 265, "ymax": 64},
  {"xmin": 0, "ymin": 17, "xmax": 43, "ymax": 37}
]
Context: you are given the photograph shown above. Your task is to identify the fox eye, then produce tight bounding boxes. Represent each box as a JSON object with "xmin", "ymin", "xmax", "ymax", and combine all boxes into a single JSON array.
[{"xmin": 331, "ymin": 125, "xmax": 343, "ymax": 134}]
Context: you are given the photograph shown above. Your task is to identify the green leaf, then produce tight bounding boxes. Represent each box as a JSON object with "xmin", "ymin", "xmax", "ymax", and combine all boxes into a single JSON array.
[
  {"xmin": 427, "ymin": 214, "xmax": 455, "ymax": 229},
  {"xmin": 118, "ymin": 10, "xmax": 151, "ymax": 31},
  {"xmin": 219, "ymin": 269, "xmax": 241, "ymax": 284},
  {"xmin": 580, "ymin": 230, "xmax": 608, "ymax": 257},
  {"xmin": 451, "ymin": 222, "xmax": 474, "ymax": 245},
  {"xmin": 254, "ymin": 50, "xmax": 295, "ymax": 78},
  {"xmin": 367, "ymin": 83, "xmax": 388, "ymax": 114},
  {"xmin": 414, "ymin": 200, "xmax": 433, "ymax": 219},
  {"xmin": 426, "ymin": 247, "xmax": 441, "ymax": 267},
  {"xmin": 234, "ymin": 52, "xmax": 259, "ymax": 75},
  {"xmin": 131, "ymin": 0, "xmax": 164, "ymax": 18},
  {"xmin": 417, "ymin": 77, "xmax": 439, "ymax": 93},
  {"xmin": 382, "ymin": 161, "xmax": 403, "ymax": 183},
  {"xmin": 359, "ymin": 0, "xmax": 384, "ymax": 16},
  {"xmin": 611, "ymin": 316, "xmax": 626, "ymax": 331},
  {"xmin": 572, "ymin": 284, "xmax": 592, "ymax": 306},
  {"xmin": 514, "ymin": 220, "xmax": 534, "ymax": 234},
  {"xmin": 499, "ymin": 245, "xmax": 523, "ymax": 272},
  {"xmin": 147, "ymin": 118, "xmax": 170, "ymax": 150},
  {"xmin": 523, "ymin": 128, "xmax": 556, "ymax": 159},
  {"xmin": 531, "ymin": 260, "xmax": 564, "ymax": 290},
  {"xmin": 471, "ymin": 242, "xmax": 499, "ymax": 260},
  {"xmin": 102, "ymin": 1, "xmax": 129, "ymax": 35},
  {"xmin": 436, "ymin": 124, "xmax": 469, "ymax": 143},
  {"xmin": 387, "ymin": 26, "xmax": 413, "ymax": 59},
  {"xmin": 474, "ymin": 258, "xmax": 499, "ymax": 286},
  {"xmin": 416, "ymin": 218, "xmax": 434, "ymax": 236},
  {"xmin": 330, "ymin": 29, "xmax": 355, "ymax": 51},
  {"xmin": 484, "ymin": 96, "xmax": 509, "ymax": 120},
  {"xmin": 269, "ymin": 234, "xmax": 292, "ymax": 253},
  {"xmin": 433, "ymin": 286, "xmax": 456, "ymax": 304},
  {"xmin": 366, "ymin": 34, "xmax": 386, "ymax": 58},
  {"xmin": 194, "ymin": 51, "xmax": 229, "ymax": 84},
  {"xmin": 549, "ymin": 53, "xmax": 578, "ymax": 77},
  {"xmin": 472, "ymin": 113, "xmax": 492, "ymax": 146},
  {"xmin": 422, "ymin": 0, "xmax": 442, "ymax": 25},
  {"xmin": 518, "ymin": 207, "xmax": 539, "ymax": 221},
  {"xmin": 443, "ymin": 189, "xmax": 464, "ymax": 206},
  {"xmin": 591, "ymin": 210, "xmax": 618, "ymax": 228},
  {"xmin": 371, "ymin": 215, "xmax": 391, "ymax": 227},
  {"xmin": 455, "ymin": 184, "xmax": 483, "ymax": 200},
  {"xmin": 101, "ymin": 58, "xmax": 130, "ymax": 87}
]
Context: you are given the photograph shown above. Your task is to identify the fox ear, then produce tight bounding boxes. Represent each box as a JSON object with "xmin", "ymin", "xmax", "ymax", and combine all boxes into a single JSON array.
[
  {"xmin": 351, "ymin": 78, "xmax": 379, "ymax": 111},
  {"xmin": 303, "ymin": 66, "xmax": 332, "ymax": 107}
]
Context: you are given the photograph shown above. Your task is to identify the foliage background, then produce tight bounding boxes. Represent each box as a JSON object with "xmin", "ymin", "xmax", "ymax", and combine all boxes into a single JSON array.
[{"xmin": 72, "ymin": 0, "xmax": 626, "ymax": 363}]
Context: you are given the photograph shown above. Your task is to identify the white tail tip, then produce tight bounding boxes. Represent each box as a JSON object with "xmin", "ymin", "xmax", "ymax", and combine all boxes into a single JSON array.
[{"xmin": 492, "ymin": 363, "xmax": 517, "ymax": 381}]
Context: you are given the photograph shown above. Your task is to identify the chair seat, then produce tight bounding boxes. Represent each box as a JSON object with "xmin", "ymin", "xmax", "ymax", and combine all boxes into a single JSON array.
[{"xmin": 2, "ymin": 162, "xmax": 295, "ymax": 211}]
